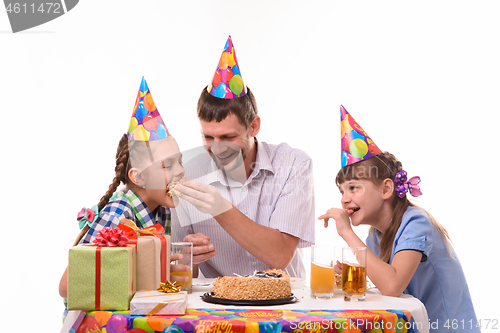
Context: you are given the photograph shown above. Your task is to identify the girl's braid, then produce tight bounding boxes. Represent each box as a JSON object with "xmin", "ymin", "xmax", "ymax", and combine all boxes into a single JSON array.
[{"xmin": 97, "ymin": 135, "xmax": 129, "ymax": 211}]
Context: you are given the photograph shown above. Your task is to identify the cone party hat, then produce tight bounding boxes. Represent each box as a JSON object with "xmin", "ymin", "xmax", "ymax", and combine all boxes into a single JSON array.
[
  {"xmin": 340, "ymin": 105, "xmax": 382, "ymax": 167},
  {"xmin": 207, "ymin": 35, "xmax": 247, "ymax": 99},
  {"xmin": 127, "ymin": 77, "xmax": 170, "ymax": 141}
]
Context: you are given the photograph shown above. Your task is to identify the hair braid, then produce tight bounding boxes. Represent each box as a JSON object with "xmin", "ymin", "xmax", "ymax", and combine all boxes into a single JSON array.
[{"xmin": 72, "ymin": 134, "xmax": 130, "ymax": 246}]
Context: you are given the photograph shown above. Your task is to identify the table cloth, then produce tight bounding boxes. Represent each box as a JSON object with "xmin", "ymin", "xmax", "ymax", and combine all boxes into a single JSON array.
[{"xmin": 62, "ymin": 278, "xmax": 429, "ymax": 333}]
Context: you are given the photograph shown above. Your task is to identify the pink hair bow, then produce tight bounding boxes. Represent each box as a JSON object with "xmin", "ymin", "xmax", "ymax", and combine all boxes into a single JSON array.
[{"xmin": 394, "ymin": 170, "xmax": 422, "ymax": 198}]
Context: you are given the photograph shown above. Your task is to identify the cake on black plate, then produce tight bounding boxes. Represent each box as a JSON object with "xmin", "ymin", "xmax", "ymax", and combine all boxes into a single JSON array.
[{"xmin": 212, "ymin": 269, "xmax": 292, "ymax": 300}]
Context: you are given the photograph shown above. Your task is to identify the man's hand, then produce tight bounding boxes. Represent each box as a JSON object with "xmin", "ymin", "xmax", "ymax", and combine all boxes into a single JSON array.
[
  {"xmin": 175, "ymin": 180, "xmax": 233, "ymax": 217},
  {"xmin": 183, "ymin": 233, "xmax": 216, "ymax": 264}
]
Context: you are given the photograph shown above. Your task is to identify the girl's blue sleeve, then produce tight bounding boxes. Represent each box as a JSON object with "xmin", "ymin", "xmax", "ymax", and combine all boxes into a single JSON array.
[{"xmin": 393, "ymin": 208, "xmax": 433, "ymax": 262}]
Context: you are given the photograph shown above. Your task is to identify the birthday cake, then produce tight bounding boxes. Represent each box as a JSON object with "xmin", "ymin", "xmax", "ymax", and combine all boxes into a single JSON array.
[{"xmin": 212, "ymin": 269, "xmax": 292, "ymax": 300}]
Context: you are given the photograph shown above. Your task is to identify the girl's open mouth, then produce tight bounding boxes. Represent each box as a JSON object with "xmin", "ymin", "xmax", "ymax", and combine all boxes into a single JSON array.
[{"xmin": 347, "ymin": 207, "xmax": 360, "ymax": 216}]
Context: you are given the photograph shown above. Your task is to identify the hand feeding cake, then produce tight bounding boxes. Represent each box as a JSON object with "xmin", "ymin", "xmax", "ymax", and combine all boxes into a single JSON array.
[
  {"xmin": 167, "ymin": 177, "xmax": 189, "ymax": 198},
  {"xmin": 212, "ymin": 269, "xmax": 292, "ymax": 300}
]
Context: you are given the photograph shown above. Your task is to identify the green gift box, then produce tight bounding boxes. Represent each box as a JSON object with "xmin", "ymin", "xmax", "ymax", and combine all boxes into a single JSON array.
[{"xmin": 67, "ymin": 244, "xmax": 136, "ymax": 311}]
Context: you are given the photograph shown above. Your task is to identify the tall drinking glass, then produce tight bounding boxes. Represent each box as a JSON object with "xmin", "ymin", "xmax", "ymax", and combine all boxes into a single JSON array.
[
  {"xmin": 310, "ymin": 245, "xmax": 335, "ymax": 299},
  {"xmin": 170, "ymin": 242, "xmax": 193, "ymax": 293},
  {"xmin": 342, "ymin": 247, "xmax": 367, "ymax": 301}
]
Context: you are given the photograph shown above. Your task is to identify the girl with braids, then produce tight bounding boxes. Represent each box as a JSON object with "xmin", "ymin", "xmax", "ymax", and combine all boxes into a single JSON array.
[
  {"xmin": 318, "ymin": 106, "xmax": 478, "ymax": 333},
  {"xmin": 59, "ymin": 78, "xmax": 187, "ymax": 298}
]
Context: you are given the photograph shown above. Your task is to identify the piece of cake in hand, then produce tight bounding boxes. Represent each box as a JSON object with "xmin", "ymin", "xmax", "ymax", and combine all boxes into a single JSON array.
[
  {"xmin": 212, "ymin": 269, "xmax": 292, "ymax": 300},
  {"xmin": 167, "ymin": 177, "xmax": 189, "ymax": 197}
]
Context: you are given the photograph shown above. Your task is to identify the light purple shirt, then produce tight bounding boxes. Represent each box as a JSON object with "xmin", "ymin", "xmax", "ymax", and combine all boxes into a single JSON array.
[{"xmin": 171, "ymin": 140, "xmax": 315, "ymax": 278}]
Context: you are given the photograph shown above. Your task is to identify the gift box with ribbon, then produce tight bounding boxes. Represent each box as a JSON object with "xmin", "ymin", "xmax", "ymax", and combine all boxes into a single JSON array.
[
  {"xmin": 130, "ymin": 286, "xmax": 188, "ymax": 316},
  {"xmin": 67, "ymin": 227, "xmax": 136, "ymax": 311},
  {"xmin": 119, "ymin": 219, "xmax": 171, "ymax": 290}
]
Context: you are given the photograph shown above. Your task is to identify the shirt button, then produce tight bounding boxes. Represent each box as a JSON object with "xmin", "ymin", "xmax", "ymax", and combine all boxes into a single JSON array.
[
  {"xmin": 252, "ymin": 262, "xmax": 256, "ymax": 266},
  {"xmin": 242, "ymin": 186, "xmax": 247, "ymax": 192}
]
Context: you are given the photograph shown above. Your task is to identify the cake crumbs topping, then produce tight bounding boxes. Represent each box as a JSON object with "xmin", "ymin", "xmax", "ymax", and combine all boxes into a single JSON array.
[{"xmin": 213, "ymin": 269, "xmax": 292, "ymax": 300}]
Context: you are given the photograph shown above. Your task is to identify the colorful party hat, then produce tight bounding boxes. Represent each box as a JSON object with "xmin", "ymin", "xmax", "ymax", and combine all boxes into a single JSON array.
[
  {"xmin": 340, "ymin": 105, "xmax": 382, "ymax": 167},
  {"xmin": 207, "ymin": 35, "xmax": 247, "ymax": 99},
  {"xmin": 127, "ymin": 77, "xmax": 170, "ymax": 141}
]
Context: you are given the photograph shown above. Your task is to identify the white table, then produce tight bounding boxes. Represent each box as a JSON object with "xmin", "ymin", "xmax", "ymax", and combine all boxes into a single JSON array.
[{"xmin": 189, "ymin": 278, "xmax": 429, "ymax": 333}]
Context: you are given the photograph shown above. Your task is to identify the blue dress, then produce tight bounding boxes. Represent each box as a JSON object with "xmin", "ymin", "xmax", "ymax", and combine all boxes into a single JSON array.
[{"xmin": 366, "ymin": 206, "xmax": 479, "ymax": 332}]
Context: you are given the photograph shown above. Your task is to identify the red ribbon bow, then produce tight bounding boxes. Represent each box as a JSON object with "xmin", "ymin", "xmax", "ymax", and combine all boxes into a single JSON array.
[{"xmin": 92, "ymin": 227, "xmax": 129, "ymax": 247}]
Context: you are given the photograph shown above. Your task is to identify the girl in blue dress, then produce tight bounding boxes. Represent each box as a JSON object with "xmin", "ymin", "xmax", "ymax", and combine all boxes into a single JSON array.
[{"xmin": 319, "ymin": 106, "xmax": 479, "ymax": 332}]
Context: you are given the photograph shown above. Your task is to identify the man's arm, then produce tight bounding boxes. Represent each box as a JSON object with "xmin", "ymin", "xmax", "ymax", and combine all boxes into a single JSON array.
[
  {"xmin": 212, "ymin": 207, "xmax": 300, "ymax": 269},
  {"xmin": 175, "ymin": 156, "xmax": 315, "ymax": 270}
]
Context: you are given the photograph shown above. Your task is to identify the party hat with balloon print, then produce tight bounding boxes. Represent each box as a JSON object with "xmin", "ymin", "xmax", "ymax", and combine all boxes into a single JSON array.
[
  {"xmin": 207, "ymin": 35, "xmax": 247, "ymax": 99},
  {"xmin": 340, "ymin": 105, "xmax": 382, "ymax": 167},
  {"xmin": 127, "ymin": 77, "xmax": 170, "ymax": 141}
]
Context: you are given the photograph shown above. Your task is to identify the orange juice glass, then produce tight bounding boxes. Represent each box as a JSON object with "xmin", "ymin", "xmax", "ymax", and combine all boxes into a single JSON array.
[
  {"xmin": 342, "ymin": 247, "xmax": 367, "ymax": 301},
  {"xmin": 171, "ymin": 242, "xmax": 193, "ymax": 293},
  {"xmin": 310, "ymin": 245, "xmax": 335, "ymax": 299}
]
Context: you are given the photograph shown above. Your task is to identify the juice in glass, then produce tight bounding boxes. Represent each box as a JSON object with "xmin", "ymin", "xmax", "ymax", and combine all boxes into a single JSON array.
[
  {"xmin": 342, "ymin": 263, "xmax": 366, "ymax": 297},
  {"xmin": 310, "ymin": 245, "xmax": 335, "ymax": 299},
  {"xmin": 170, "ymin": 270, "xmax": 193, "ymax": 290},
  {"xmin": 342, "ymin": 247, "xmax": 367, "ymax": 301},
  {"xmin": 311, "ymin": 262, "xmax": 335, "ymax": 294}
]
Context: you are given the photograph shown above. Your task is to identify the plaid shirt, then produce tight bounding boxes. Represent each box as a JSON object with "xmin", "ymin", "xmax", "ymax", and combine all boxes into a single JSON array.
[{"xmin": 79, "ymin": 188, "xmax": 171, "ymax": 244}]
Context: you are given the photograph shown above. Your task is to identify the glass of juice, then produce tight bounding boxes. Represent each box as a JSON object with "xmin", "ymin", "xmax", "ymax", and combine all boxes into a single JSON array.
[
  {"xmin": 170, "ymin": 242, "xmax": 193, "ymax": 293},
  {"xmin": 342, "ymin": 247, "xmax": 367, "ymax": 301},
  {"xmin": 310, "ymin": 244, "xmax": 335, "ymax": 299}
]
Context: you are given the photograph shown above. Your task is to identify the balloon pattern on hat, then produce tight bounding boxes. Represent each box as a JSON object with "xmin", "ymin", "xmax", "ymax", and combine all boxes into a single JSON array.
[
  {"xmin": 207, "ymin": 35, "xmax": 247, "ymax": 99},
  {"xmin": 127, "ymin": 77, "xmax": 170, "ymax": 141},
  {"xmin": 340, "ymin": 105, "xmax": 382, "ymax": 167}
]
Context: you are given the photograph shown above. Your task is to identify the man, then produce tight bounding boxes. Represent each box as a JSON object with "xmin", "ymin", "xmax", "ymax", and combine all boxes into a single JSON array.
[{"xmin": 171, "ymin": 36, "xmax": 315, "ymax": 278}]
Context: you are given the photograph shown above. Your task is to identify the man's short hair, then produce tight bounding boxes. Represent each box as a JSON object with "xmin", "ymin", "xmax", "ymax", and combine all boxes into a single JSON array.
[{"xmin": 197, "ymin": 86, "xmax": 258, "ymax": 128}]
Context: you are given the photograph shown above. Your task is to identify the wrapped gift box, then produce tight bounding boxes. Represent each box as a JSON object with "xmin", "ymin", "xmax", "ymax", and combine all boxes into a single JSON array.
[
  {"xmin": 129, "ymin": 235, "xmax": 171, "ymax": 291},
  {"xmin": 118, "ymin": 221, "xmax": 171, "ymax": 290},
  {"xmin": 130, "ymin": 290, "xmax": 188, "ymax": 315},
  {"xmin": 67, "ymin": 244, "xmax": 136, "ymax": 311}
]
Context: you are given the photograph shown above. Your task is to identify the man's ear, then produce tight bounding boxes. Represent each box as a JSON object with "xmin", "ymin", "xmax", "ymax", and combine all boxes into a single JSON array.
[
  {"xmin": 249, "ymin": 115, "xmax": 261, "ymax": 137},
  {"xmin": 381, "ymin": 178, "xmax": 394, "ymax": 200},
  {"xmin": 128, "ymin": 168, "xmax": 145, "ymax": 187}
]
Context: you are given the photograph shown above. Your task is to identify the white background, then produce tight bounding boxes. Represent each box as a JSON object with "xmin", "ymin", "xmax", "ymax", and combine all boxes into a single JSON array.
[{"xmin": 1, "ymin": 0, "xmax": 499, "ymax": 330}]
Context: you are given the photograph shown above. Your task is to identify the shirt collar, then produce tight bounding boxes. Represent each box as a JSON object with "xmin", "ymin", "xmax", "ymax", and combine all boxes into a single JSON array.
[{"xmin": 253, "ymin": 138, "xmax": 274, "ymax": 174}]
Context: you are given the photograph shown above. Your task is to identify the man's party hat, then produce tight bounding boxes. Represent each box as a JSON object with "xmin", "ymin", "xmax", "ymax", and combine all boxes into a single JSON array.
[
  {"xmin": 127, "ymin": 77, "xmax": 170, "ymax": 141},
  {"xmin": 207, "ymin": 36, "xmax": 247, "ymax": 99},
  {"xmin": 340, "ymin": 105, "xmax": 382, "ymax": 167}
]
